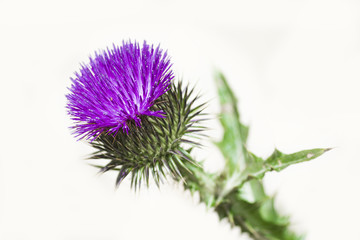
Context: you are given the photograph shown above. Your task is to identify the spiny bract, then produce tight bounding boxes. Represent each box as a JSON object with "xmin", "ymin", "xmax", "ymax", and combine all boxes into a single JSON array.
[{"xmin": 91, "ymin": 82, "xmax": 206, "ymax": 189}]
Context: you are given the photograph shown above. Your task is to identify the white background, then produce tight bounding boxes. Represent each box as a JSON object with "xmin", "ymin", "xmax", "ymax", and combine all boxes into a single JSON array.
[{"xmin": 1, "ymin": 0, "xmax": 359, "ymax": 239}]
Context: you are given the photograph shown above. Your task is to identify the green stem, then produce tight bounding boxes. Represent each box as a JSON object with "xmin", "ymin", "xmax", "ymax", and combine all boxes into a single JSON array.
[{"xmin": 177, "ymin": 156, "xmax": 301, "ymax": 240}]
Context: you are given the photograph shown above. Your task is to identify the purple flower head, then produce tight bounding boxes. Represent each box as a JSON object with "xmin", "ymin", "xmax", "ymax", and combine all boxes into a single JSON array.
[{"xmin": 66, "ymin": 41, "xmax": 174, "ymax": 140}]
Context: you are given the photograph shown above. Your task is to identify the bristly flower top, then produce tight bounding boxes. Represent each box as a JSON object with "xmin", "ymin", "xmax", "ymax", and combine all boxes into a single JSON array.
[
  {"xmin": 66, "ymin": 41, "xmax": 174, "ymax": 140},
  {"xmin": 67, "ymin": 40, "xmax": 205, "ymax": 188}
]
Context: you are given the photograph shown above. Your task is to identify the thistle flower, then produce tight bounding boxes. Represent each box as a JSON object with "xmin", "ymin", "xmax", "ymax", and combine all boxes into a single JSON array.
[
  {"xmin": 67, "ymin": 41, "xmax": 206, "ymax": 188},
  {"xmin": 66, "ymin": 42, "xmax": 328, "ymax": 240},
  {"xmin": 66, "ymin": 41, "xmax": 174, "ymax": 140}
]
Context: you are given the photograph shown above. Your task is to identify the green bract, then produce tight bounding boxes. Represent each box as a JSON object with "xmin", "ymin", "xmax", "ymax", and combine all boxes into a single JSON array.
[{"xmin": 90, "ymin": 81, "xmax": 206, "ymax": 189}]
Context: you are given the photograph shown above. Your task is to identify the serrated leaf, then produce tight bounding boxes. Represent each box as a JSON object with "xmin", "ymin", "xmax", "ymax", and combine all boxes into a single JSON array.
[
  {"xmin": 231, "ymin": 148, "xmax": 330, "ymax": 189},
  {"xmin": 213, "ymin": 71, "xmax": 328, "ymax": 240},
  {"xmin": 264, "ymin": 148, "xmax": 331, "ymax": 172},
  {"xmin": 214, "ymin": 71, "xmax": 249, "ymax": 174}
]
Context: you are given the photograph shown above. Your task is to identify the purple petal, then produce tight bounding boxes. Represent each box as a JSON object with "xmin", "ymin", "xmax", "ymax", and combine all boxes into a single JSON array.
[{"xmin": 66, "ymin": 40, "xmax": 174, "ymax": 140}]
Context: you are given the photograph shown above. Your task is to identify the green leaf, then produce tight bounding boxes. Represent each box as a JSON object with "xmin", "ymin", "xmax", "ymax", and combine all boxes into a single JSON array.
[
  {"xmin": 264, "ymin": 148, "xmax": 331, "ymax": 172},
  {"xmin": 214, "ymin": 71, "xmax": 249, "ymax": 174},
  {"xmin": 213, "ymin": 71, "xmax": 328, "ymax": 240},
  {"xmin": 231, "ymin": 148, "xmax": 330, "ymax": 189}
]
